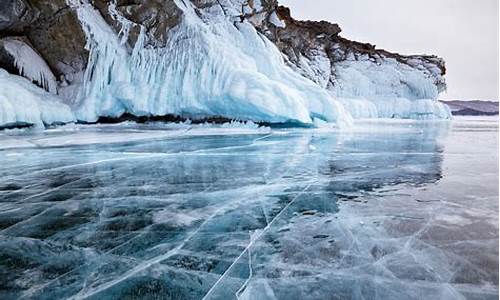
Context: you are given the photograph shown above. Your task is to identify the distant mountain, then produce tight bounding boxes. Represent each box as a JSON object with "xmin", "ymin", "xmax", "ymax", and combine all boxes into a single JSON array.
[{"xmin": 440, "ymin": 100, "xmax": 499, "ymax": 116}]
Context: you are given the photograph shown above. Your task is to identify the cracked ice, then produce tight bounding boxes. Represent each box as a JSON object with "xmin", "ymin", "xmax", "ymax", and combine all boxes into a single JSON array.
[{"xmin": 0, "ymin": 117, "xmax": 497, "ymax": 300}]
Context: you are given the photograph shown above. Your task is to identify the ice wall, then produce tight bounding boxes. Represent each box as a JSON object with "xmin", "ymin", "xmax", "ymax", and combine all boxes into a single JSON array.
[
  {"xmin": 0, "ymin": 69, "xmax": 75, "ymax": 128},
  {"xmin": 331, "ymin": 56, "xmax": 451, "ymax": 119},
  {"xmin": 69, "ymin": 0, "xmax": 352, "ymax": 126}
]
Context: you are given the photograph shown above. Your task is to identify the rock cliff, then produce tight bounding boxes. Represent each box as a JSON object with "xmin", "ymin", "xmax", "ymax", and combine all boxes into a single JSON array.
[{"xmin": 0, "ymin": 0, "xmax": 450, "ymax": 128}]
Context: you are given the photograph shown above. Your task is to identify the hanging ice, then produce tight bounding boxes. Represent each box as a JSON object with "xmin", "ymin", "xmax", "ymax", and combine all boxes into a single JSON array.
[
  {"xmin": 1, "ymin": 38, "xmax": 58, "ymax": 94},
  {"xmin": 69, "ymin": 0, "xmax": 353, "ymax": 126}
]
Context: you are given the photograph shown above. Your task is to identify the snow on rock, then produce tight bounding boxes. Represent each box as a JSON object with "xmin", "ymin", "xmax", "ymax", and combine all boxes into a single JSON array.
[
  {"xmin": 0, "ymin": 69, "xmax": 75, "ymax": 128},
  {"xmin": 337, "ymin": 97, "xmax": 451, "ymax": 119},
  {"xmin": 269, "ymin": 11, "xmax": 285, "ymax": 28},
  {"xmin": 295, "ymin": 47, "xmax": 331, "ymax": 89},
  {"xmin": 68, "ymin": 0, "xmax": 352, "ymax": 126},
  {"xmin": 258, "ymin": 6, "xmax": 450, "ymax": 120},
  {"xmin": 0, "ymin": 38, "xmax": 58, "ymax": 94},
  {"xmin": 333, "ymin": 57, "xmax": 442, "ymax": 101}
]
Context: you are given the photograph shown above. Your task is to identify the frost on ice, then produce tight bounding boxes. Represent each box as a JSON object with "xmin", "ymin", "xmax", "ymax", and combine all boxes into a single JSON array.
[{"xmin": 0, "ymin": 69, "xmax": 75, "ymax": 128}]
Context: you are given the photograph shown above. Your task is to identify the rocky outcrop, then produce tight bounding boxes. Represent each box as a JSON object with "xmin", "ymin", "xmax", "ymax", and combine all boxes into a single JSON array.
[
  {"xmin": 92, "ymin": 0, "xmax": 184, "ymax": 47},
  {"xmin": 252, "ymin": 4, "xmax": 446, "ymax": 93},
  {"xmin": 0, "ymin": 0, "xmax": 446, "ymax": 89},
  {"xmin": 0, "ymin": 0, "xmax": 449, "ymax": 127},
  {"xmin": 0, "ymin": 0, "xmax": 88, "ymax": 82}
]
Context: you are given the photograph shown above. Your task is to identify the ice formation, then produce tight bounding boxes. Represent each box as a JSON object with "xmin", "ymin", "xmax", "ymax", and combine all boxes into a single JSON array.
[
  {"xmin": 0, "ymin": 69, "xmax": 75, "ymax": 128},
  {"xmin": 269, "ymin": 11, "xmax": 286, "ymax": 28},
  {"xmin": 66, "ymin": 0, "xmax": 449, "ymax": 125},
  {"xmin": 2, "ymin": 38, "xmax": 58, "ymax": 94},
  {"xmin": 331, "ymin": 57, "xmax": 451, "ymax": 119},
  {"xmin": 0, "ymin": 0, "xmax": 452, "ymax": 129},
  {"xmin": 69, "ymin": 0, "xmax": 352, "ymax": 126}
]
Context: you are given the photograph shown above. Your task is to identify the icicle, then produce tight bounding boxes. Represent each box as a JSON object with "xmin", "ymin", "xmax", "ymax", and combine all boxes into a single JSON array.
[
  {"xmin": 108, "ymin": 1, "xmax": 134, "ymax": 45},
  {"xmin": 2, "ymin": 39, "xmax": 57, "ymax": 94}
]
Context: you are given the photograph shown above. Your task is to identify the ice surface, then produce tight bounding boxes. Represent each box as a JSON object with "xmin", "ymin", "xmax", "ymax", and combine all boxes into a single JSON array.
[
  {"xmin": 0, "ymin": 117, "xmax": 497, "ymax": 299},
  {"xmin": 0, "ymin": 121, "xmax": 270, "ymax": 149},
  {"xmin": 0, "ymin": 69, "xmax": 75, "ymax": 128}
]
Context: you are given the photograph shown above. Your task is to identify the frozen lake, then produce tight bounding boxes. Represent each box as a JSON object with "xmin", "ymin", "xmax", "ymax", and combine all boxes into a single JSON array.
[{"xmin": 0, "ymin": 117, "xmax": 497, "ymax": 300}]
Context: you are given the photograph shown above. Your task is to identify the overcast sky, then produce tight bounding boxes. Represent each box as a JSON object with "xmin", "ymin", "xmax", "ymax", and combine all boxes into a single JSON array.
[{"xmin": 281, "ymin": 0, "xmax": 499, "ymax": 101}]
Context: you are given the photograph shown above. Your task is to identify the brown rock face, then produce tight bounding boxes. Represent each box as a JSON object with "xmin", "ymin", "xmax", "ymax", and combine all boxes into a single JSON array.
[
  {"xmin": 0, "ymin": 0, "xmax": 88, "ymax": 80},
  {"xmin": 0, "ymin": 0, "xmax": 36, "ymax": 34},
  {"xmin": 93, "ymin": 0, "xmax": 184, "ymax": 47},
  {"xmin": 27, "ymin": 0, "xmax": 88, "ymax": 77}
]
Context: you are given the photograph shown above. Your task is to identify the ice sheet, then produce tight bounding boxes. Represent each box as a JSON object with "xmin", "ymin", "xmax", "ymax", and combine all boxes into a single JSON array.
[{"xmin": 0, "ymin": 117, "xmax": 497, "ymax": 299}]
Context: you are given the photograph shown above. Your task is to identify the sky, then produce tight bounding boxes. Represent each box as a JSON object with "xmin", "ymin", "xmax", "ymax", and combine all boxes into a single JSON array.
[{"xmin": 281, "ymin": 0, "xmax": 499, "ymax": 101}]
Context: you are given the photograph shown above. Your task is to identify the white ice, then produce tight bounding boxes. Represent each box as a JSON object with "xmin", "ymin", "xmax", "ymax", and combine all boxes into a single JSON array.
[
  {"xmin": 332, "ymin": 58, "xmax": 451, "ymax": 119},
  {"xmin": 1, "ymin": 38, "xmax": 58, "ymax": 93},
  {"xmin": 0, "ymin": 69, "xmax": 75, "ymax": 128},
  {"xmin": 0, "ymin": 0, "xmax": 451, "ymax": 130},
  {"xmin": 68, "ymin": 0, "xmax": 352, "ymax": 126}
]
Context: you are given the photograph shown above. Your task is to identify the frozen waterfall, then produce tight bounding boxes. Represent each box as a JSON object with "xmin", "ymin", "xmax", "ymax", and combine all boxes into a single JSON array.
[{"xmin": 69, "ymin": 0, "xmax": 353, "ymax": 126}]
